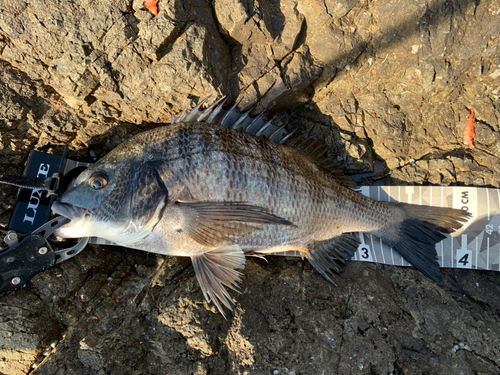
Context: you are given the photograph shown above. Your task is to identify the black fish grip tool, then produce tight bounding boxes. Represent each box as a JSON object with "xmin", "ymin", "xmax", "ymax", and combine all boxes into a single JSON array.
[
  {"xmin": 0, "ymin": 149, "xmax": 91, "ymax": 293},
  {"xmin": 0, "ymin": 217, "xmax": 89, "ymax": 293}
]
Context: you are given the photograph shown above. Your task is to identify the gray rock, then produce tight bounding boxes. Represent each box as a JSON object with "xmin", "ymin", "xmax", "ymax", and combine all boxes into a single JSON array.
[{"xmin": 0, "ymin": 0, "xmax": 499, "ymax": 374}]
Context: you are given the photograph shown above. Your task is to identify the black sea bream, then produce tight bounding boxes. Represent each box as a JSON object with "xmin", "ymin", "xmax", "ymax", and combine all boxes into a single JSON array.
[{"xmin": 52, "ymin": 97, "xmax": 471, "ymax": 315}]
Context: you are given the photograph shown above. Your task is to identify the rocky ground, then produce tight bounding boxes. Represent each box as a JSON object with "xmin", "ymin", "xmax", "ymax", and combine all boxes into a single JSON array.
[{"xmin": 0, "ymin": 0, "xmax": 499, "ymax": 374}]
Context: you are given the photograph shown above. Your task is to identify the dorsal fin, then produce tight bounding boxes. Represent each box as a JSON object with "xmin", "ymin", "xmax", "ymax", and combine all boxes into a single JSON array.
[{"xmin": 172, "ymin": 96, "xmax": 356, "ymax": 187}]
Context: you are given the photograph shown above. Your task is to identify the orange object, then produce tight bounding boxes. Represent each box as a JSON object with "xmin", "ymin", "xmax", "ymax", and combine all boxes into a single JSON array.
[
  {"xmin": 144, "ymin": 0, "xmax": 158, "ymax": 16},
  {"xmin": 464, "ymin": 107, "xmax": 476, "ymax": 149}
]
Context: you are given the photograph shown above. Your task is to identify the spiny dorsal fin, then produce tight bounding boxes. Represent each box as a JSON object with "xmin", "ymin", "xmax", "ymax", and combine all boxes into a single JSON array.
[{"xmin": 172, "ymin": 96, "xmax": 356, "ymax": 187}]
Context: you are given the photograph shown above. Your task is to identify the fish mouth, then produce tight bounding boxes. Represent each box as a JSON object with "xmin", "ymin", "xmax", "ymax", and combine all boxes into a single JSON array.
[
  {"xmin": 51, "ymin": 201, "xmax": 90, "ymax": 237},
  {"xmin": 52, "ymin": 201, "xmax": 89, "ymax": 221}
]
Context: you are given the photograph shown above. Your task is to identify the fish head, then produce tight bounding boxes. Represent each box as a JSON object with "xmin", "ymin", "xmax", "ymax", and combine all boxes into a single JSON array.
[
  {"xmin": 52, "ymin": 142, "xmax": 167, "ymax": 244},
  {"xmin": 52, "ymin": 161, "xmax": 131, "ymax": 238}
]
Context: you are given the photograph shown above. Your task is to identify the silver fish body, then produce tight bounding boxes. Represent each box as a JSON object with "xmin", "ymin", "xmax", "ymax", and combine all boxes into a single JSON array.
[
  {"xmin": 52, "ymin": 98, "xmax": 470, "ymax": 315},
  {"xmin": 113, "ymin": 124, "xmax": 384, "ymax": 252}
]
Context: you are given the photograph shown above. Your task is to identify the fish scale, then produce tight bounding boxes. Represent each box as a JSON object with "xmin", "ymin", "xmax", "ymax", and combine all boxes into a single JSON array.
[
  {"xmin": 162, "ymin": 128, "xmax": 338, "ymax": 246},
  {"xmin": 51, "ymin": 97, "xmax": 472, "ymax": 316}
]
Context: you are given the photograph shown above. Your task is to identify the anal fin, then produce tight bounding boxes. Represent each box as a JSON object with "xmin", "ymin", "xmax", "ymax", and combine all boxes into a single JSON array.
[
  {"xmin": 306, "ymin": 234, "xmax": 360, "ymax": 286},
  {"xmin": 191, "ymin": 245, "xmax": 245, "ymax": 317}
]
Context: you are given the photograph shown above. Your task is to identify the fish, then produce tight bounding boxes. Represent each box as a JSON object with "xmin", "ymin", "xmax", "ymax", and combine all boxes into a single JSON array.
[{"xmin": 51, "ymin": 97, "xmax": 471, "ymax": 316}]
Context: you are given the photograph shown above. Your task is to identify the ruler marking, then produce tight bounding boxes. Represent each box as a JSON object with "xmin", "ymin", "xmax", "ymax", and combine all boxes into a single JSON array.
[
  {"xmin": 497, "ymin": 188, "xmax": 500, "ymax": 214},
  {"xmin": 407, "ymin": 186, "xmax": 414, "ymax": 203},
  {"xmin": 370, "ymin": 234, "xmax": 378, "ymax": 263},
  {"xmin": 487, "ymin": 237, "xmax": 490, "ymax": 270},
  {"xmin": 392, "ymin": 186, "xmax": 401, "ymax": 265},
  {"xmin": 380, "ymin": 187, "xmax": 389, "ymax": 264},
  {"xmin": 440, "ymin": 240, "xmax": 444, "ymax": 267},
  {"xmin": 441, "ymin": 186, "xmax": 445, "ymax": 267},
  {"xmin": 354, "ymin": 232, "xmax": 364, "ymax": 261},
  {"xmin": 475, "ymin": 237, "xmax": 478, "ymax": 269},
  {"xmin": 374, "ymin": 187, "xmax": 380, "ymax": 264},
  {"xmin": 497, "ymin": 189, "xmax": 500, "ymax": 270},
  {"xmin": 487, "ymin": 189, "xmax": 490, "ymax": 220},
  {"xmin": 451, "ymin": 234, "xmax": 454, "ymax": 266}
]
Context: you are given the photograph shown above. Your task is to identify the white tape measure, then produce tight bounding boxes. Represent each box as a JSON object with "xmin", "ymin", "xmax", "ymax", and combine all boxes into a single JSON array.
[{"xmin": 351, "ymin": 186, "xmax": 496, "ymax": 271}]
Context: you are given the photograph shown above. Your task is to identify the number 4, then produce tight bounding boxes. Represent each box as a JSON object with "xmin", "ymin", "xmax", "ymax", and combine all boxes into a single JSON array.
[
  {"xmin": 458, "ymin": 254, "xmax": 469, "ymax": 266},
  {"xmin": 456, "ymin": 249, "xmax": 472, "ymax": 269}
]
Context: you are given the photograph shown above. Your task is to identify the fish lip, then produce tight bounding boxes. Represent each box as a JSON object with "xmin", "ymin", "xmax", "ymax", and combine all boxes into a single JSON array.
[
  {"xmin": 51, "ymin": 201, "xmax": 92, "ymax": 238},
  {"xmin": 51, "ymin": 201, "xmax": 89, "ymax": 222}
]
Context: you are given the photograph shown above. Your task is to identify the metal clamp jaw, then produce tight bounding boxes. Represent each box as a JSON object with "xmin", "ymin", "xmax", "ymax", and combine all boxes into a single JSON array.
[
  {"xmin": 0, "ymin": 217, "xmax": 89, "ymax": 293},
  {"xmin": 0, "ymin": 149, "xmax": 92, "ymax": 293}
]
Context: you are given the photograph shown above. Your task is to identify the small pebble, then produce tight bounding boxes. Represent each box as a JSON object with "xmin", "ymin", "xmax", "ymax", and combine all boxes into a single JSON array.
[
  {"xmin": 458, "ymin": 342, "xmax": 465, "ymax": 348},
  {"xmin": 273, "ymin": 371, "xmax": 280, "ymax": 375}
]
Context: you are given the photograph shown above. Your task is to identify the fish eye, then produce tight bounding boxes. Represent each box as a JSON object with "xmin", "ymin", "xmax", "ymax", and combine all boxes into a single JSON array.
[{"xmin": 88, "ymin": 171, "xmax": 108, "ymax": 189}]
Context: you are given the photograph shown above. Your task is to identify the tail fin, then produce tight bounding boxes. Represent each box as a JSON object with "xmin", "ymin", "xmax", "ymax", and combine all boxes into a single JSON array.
[{"xmin": 375, "ymin": 204, "xmax": 472, "ymax": 281}]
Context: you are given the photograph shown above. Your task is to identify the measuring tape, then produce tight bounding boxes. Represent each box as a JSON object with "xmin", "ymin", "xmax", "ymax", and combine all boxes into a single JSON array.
[{"xmin": 351, "ymin": 186, "xmax": 497, "ymax": 271}]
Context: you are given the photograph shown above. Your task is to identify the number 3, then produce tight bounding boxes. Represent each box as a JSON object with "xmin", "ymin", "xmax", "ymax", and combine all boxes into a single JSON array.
[{"xmin": 361, "ymin": 247, "xmax": 369, "ymax": 259}]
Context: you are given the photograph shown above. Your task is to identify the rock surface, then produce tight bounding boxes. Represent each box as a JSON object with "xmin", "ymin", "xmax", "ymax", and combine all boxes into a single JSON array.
[{"xmin": 0, "ymin": 0, "xmax": 499, "ymax": 374}]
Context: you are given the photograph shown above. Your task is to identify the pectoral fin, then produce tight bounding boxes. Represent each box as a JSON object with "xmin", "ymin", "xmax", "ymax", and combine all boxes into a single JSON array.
[
  {"xmin": 191, "ymin": 245, "xmax": 245, "ymax": 317},
  {"xmin": 176, "ymin": 201, "xmax": 294, "ymax": 247}
]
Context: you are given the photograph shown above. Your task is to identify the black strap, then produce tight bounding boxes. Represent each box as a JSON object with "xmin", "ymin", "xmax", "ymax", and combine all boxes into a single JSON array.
[{"xmin": 0, "ymin": 174, "xmax": 61, "ymax": 197}]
